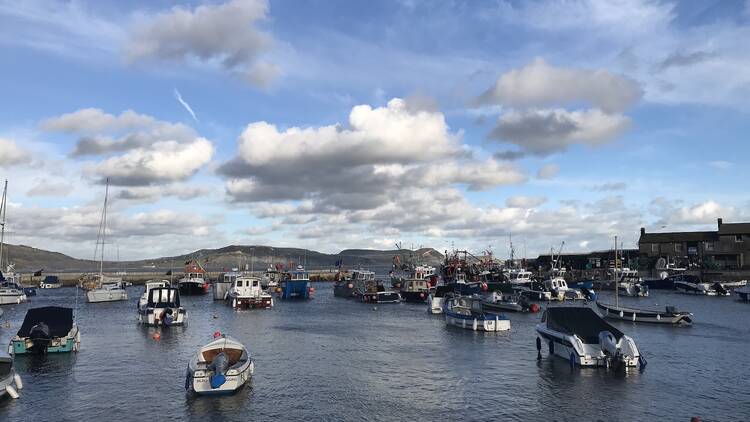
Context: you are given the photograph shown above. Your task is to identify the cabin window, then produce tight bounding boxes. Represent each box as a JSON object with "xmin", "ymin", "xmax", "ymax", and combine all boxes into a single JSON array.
[
  {"xmin": 253, "ymin": 280, "xmax": 258, "ymax": 287},
  {"xmin": 735, "ymin": 235, "xmax": 743, "ymax": 243},
  {"xmin": 675, "ymin": 243, "xmax": 683, "ymax": 252},
  {"xmin": 705, "ymin": 242, "xmax": 715, "ymax": 251}
]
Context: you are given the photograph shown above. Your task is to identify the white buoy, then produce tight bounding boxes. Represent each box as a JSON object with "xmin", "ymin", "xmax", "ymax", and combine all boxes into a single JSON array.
[
  {"xmin": 6, "ymin": 385, "xmax": 19, "ymax": 399},
  {"xmin": 619, "ymin": 310, "xmax": 624, "ymax": 318},
  {"xmin": 656, "ymin": 314, "xmax": 661, "ymax": 321},
  {"xmin": 632, "ymin": 312, "xmax": 636, "ymax": 322},
  {"xmin": 13, "ymin": 373, "xmax": 22, "ymax": 389},
  {"xmin": 473, "ymin": 318, "xmax": 478, "ymax": 331}
]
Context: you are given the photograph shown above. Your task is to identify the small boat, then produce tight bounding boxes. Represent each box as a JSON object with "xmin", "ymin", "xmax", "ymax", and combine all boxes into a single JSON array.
[
  {"xmin": 536, "ymin": 307, "xmax": 644, "ymax": 368},
  {"xmin": 86, "ymin": 180, "xmax": 128, "ymax": 303},
  {"xmin": 675, "ymin": 278, "xmax": 729, "ymax": 296},
  {"xmin": 334, "ymin": 269, "xmax": 373, "ymax": 298},
  {"xmin": 227, "ymin": 276, "xmax": 273, "ymax": 309},
  {"xmin": 444, "ymin": 295, "xmax": 510, "ymax": 331},
  {"xmin": 185, "ymin": 334, "xmax": 254, "ymax": 395},
  {"xmin": 542, "ymin": 269, "xmax": 592, "ymax": 301},
  {"xmin": 39, "ymin": 275, "xmax": 62, "ymax": 289},
  {"xmin": 642, "ymin": 273, "xmax": 688, "ymax": 290},
  {"xmin": 261, "ymin": 266, "xmax": 283, "ymax": 289},
  {"xmin": 0, "ymin": 280, "xmax": 27, "ymax": 305},
  {"xmin": 504, "ymin": 267, "xmax": 533, "ymax": 285},
  {"xmin": 597, "ymin": 302, "xmax": 693, "ymax": 325},
  {"xmin": 514, "ymin": 281, "xmax": 553, "ymax": 301},
  {"xmin": 399, "ymin": 271, "xmax": 431, "ymax": 303},
  {"xmin": 279, "ymin": 265, "xmax": 313, "ymax": 300},
  {"xmin": 178, "ymin": 259, "xmax": 210, "ymax": 295},
  {"xmin": 137, "ymin": 280, "xmax": 170, "ymax": 311},
  {"xmin": 736, "ymin": 286, "xmax": 750, "ymax": 301},
  {"xmin": 354, "ymin": 278, "xmax": 400, "ymax": 303},
  {"xmin": 716, "ymin": 279, "xmax": 747, "ymax": 289},
  {"xmin": 482, "ymin": 291, "xmax": 539, "ymax": 313},
  {"xmin": 614, "ymin": 269, "xmax": 648, "ymax": 297},
  {"xmin": 214, "ymin": 269, "xmax": 241, "ymax": 301},
  {"xmin": 427, "ymin": 285, "xmax": 453, "ymax": 314},
  {"xmin": 0, "ymin": 355, "xmax": 23, "ymax": 399},
  {"xmin": 138, "ymin": 286, "xmax": 187, "ymax": 326},
  {"xmin": 86, "ymin": 279, "xmax": 128, "ymax": 303},
  {"xmin": 9, "ymin": 306, "xmax": 81, "ymax": 355}
]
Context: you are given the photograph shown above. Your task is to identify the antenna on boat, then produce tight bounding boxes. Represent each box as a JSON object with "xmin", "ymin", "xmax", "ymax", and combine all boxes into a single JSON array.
[
  {"xmin": 0, "ymin": 180, "xmax": 7, "ymax": 272},
  {"xmin": 614, "ymin": 235, "xmax": 619, "ymax": 307}
]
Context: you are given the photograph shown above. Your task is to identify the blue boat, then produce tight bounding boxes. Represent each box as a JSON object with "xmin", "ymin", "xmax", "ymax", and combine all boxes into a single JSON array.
[
  {"xmin": 280, "ymin": 266, "xmax": 313, "ymax": 300},
  {"xmin": 8, "ymin": 306, "xmax": 80, "ymax": 355}
]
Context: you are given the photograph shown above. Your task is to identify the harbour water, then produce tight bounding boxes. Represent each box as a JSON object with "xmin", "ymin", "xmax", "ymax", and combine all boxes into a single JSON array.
[{"xmin": 1, "ymin": 283, "xmax": 748, "ymax": 421}]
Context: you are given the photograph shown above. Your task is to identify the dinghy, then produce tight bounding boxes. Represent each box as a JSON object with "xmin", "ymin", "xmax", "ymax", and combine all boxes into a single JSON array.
[
  {"xmin": 596, "ymin": 302, "xmax": 693, "ymax": 325},
  {"xmin": 536, "ymin": 307, "xmax": 644, "ymax": 369},
  {"xmin": 0, "ymin": 356, "xmax": 23, "ymax": 399},
  {"xmin": 185, "ymin": 334, "xmax": 254, "ymax": 395},
  {"xmin": 444, "ymin": 296, "xmax": 510, "ymax": 332},
  {"xmin": 138, "ymin": 286, "xmax": 187, "ymax": 326},
  {"xmin": 9, "ymin": 306, "xmax": 80, "ymax": 355}
]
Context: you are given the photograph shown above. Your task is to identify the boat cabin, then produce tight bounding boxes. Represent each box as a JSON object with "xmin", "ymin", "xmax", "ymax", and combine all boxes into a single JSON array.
[
  {"xmin": 232, "ymin": 276, "xmax": 262, "ymax": 294},
  {"xmin": 350, "ymin": 270, "xmax": 375, "ymax": 281},
  {"xmin": 147, "ymin": 287, "xmax": 181, "ymax": 308},
  {"xmin": 286, "ymin": 266, "xmax": 310, "ymax": 282},
  {"xmin": 184, "ymin": 260, "xmax": 206, "ymax": 279},
  {"xmin": 506, "ymin": 269, "xmax": 532, "ymax": 283},
  {"xmin": 403, "ymin": 279, "xmax": 429, "ymax": 292},
  {"xmin": 221, "ymin": 270, "xmax": 241, "ymax": 284}
]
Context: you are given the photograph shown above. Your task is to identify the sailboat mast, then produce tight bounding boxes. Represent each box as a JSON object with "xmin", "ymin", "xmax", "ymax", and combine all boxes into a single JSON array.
[
  {"xmin": 100, "ymin": 179, "xmax": 109, "ymax": 279},
  {"xmin": 614, "ymin": 235, "xmax": 619, "ymax": 307},
  {"xmin": 0, "ymin": 180, "xmax": 7, "ymax": 270}
]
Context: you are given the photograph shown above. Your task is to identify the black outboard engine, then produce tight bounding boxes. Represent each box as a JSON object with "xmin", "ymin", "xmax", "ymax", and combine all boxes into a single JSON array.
[
  {"xmin": 712, "ymin": 282, "xmax": 729, "ymax": 296},
  {"xmin": 28, "ymin": 322, "xmax": 51, "ymax": 355}
]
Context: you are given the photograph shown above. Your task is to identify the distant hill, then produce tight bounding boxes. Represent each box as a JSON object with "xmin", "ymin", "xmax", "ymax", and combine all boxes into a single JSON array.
[{"xmin": 0, "ymin": 243, "xmax": 444, "ymax": 273}]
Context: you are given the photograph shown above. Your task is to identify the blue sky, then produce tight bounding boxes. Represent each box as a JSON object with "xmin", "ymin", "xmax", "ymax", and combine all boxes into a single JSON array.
[{"xmin": 0, "ymin": 0, "xmax": 749, "ymax": 260}]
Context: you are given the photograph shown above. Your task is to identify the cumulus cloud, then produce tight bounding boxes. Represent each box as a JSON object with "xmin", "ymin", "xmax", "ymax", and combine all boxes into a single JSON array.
[
  {"xmin": 126, "ymin": 0, "xmax": 276, "ymax": 87},
  {"xmin": 26, "ymin": 179, "xmax": 74, "ymax": 197},
  {"xmin": 0, "ymin": 138, "xmax": 31, "ymax": 167},
  {"xmin": 489, "ymin": 108, "xmax": 631, "ymax": 155},
  {"xmin": 115, "ymin": 184, "xmax": 211, "ymax": 203},
  {"xmin": 89, "ymin": 139, "xmax": 214, "ymax": 186},
  {"xmin": 675, "ymin": 200, "xmax": 734, "ymax": 225},
  {"xmin": 506, "ymin": 196, "xmax": 546, "ymax": 208},
  {"xmin": 479, "ymin": 58, "xmax": 642, "ymax": 113},
  {"xmin": 537, "ymin": 163, "xmax": 559, "ymax": 179}
]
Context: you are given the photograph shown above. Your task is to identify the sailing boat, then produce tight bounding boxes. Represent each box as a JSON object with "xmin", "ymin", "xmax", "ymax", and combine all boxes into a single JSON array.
[
  {"xmin": 0, "ymin": 180, "xmax": 28, "ymax": 306},
  {"xmin": 596, "ymin": 236, "xmax": 693, "ymax": 325},
  {"xmin": 86, "ymin": 179, "xmax": 128, "ymax": 303}
]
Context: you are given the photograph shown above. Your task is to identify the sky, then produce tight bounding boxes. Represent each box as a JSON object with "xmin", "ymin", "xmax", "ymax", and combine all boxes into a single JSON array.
[{"xmin": 1, "ymin": 0, "xmax": 749, "ymax": 261}]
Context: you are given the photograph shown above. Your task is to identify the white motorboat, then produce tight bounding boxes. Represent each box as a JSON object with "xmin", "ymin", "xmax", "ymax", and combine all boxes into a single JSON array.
[
  {"xmin": 138, "ymin": 280, "xmax": 170, "ymax": 312},
  {"xmin": 87, "ymin": 280, "xmax": 128, "ymax": 303},
  {"xmin": 617, "ymin": 269, "xmax": 649, "ymax": 297},
  {"xmin": 428, "ymin": 285, "xmax": 453, "ymax": 314},
  {"xmin": 40, "ymin": 275, "xmax": 62, "ymax": 289},
  {"xmin": 214, "ymin": 269, "xmax": 241, "ymax": 300},
  {"xmin": 261, "ymin": 266, "xmax": 283, "ymax": 289},
  {"xmin": 86, "ymin": 180, "xmax": 128, "ymax": 303},
  {"xmin": 504, "ymin": 268, "xmax": 533, "ymax": 285},
  {"xmin": 542, "ymin": 269, "xmax": 589, "ymax": 301},
  {"xmin": 185, "ymin": 335, "xmax": 254, "ymax": 395},
  {"xmin": 674, "ymin": 279, "xmax": 729, "ymax": 296},
  {"xmin": 536, "ymin": 306, "xmax": 644, "ymax": 369},
  {"xmin": 0, "ymin": 356, "xmax": 23, "ymax": 399},
  {"xmin": 227, "ymin": 276, "xmax": 273, "ymax": 309},
  {"xmin": 596, "ymin": 302, "xmax": 693, "ymax": 325},
  {"xmin": 444, "ymin": 295, "xmax": 510, "ymax": 332},
  {"xmin": 138, "ymin": 286, "xmax": 187, "ymax": 326},
  {"xmin": 0, "ymin": 282, "xmax": 27, "ymax": 305},
  {"xmin": 717, "ymin": 279, "xmax": 747, "ymax": 289}
]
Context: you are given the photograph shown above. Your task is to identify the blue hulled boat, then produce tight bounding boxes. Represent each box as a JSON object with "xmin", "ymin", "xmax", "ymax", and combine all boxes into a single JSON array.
[{"xmin": 280, "ymin": 266, "xmax": 313, "ymax": 300}]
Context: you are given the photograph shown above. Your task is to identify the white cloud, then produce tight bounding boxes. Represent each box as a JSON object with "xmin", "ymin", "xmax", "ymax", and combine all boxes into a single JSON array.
[
  {"xmin": 126, "ymin": 0, "xmax": 275, "ymax": 87},
  {"xmin": 506, "ymin": 196, "xmax": 546, "ymax": 208},
  {"xmin": 675, "ymin": 200, "xmax": 734, "ymax": 225},
  {"xmin": 479, "ymin": 57, "xmax": 642, "ymax": 113},
  {"xmin": 537, "ymin": 163, "xmax": 559, "ymax": 179},
  {"xmin": 26, "ymin": 179, "xmax": 74, "ymax": 197},
  {"xmin": 0, "ymin": 138, "xmax": 31, "ymax": 167}
]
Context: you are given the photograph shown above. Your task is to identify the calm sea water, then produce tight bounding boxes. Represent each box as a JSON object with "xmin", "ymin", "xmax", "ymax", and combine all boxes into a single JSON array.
[{"xmin": 0, "ymin": 283, "xmax": 748, "ymax": 421}]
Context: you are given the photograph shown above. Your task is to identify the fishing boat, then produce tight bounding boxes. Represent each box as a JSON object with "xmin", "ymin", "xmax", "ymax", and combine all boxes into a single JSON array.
[
  {"xmin": 444, "ymin": 295, "xmax": 510, "ymax": 331},
  {"xmin": 137, "ymin": 286, "xmax": 187, "ymax": 326},
  {"xmin": 399, "ymin": 266, "xmax": 433, "ymax": 302},
  {"xmin": 178, "ymin": 259, "xmax": 209, "ymax": 295},
  {"xmin": 334, "ymin": 269, "xmax": 373, "ymax": 298},
  {"xmin": 185, "ymin": 334, "xmax": 254, "ymax": 396},
  {"xmin": 9, "ymin": 306, "xmax": 81, "ymax": 355},
  {"xmin": 261, "ymin": 266, "xmax": 283, "ymax": 289},
  {"xmin": 535, "ymin": 307, "xmax": 644, "ymax": 369},
  {"xmin": 279, "ymin": 265, "xmax": 314, "ymax": 300},
  {"xmin": 0, "ymin": 356, "xmax": 23, "ymax": 399},
  {"xmin": 214, "ymin": 269, "xmax": 241, "ymax": 301},
  {"xmin": 542, "ymin": 269, "xmax": 591, "ymax": 301},
  {"xmin": 86, "ymin": 180, "xmax": 128, "ymax": 303},
  {"xmin": 674, "ymin": 278, "xmax": 729, "ymax": 296},
  {"xmin": 736, "ymin": 286, "xmax": 750, "ymax": 301},
  {"xmin": 353, "ymin": 278, "xmax": 400, "ymax": 303},
  {"xmin": 504, "ymin": 268, "xmax": 533, "ymax": 285},
  {"xmin": 227, "ymin": 276, "xmax": 273, "ymax": 309},
  {"xmin": 39, "ymin": 275, "xmax": 62, "ymax": 289},
  {"xmin": 596, "ymin": 302, "xmax": 693, "ymax": 325},
  {"xmin": 482, "ymin": 291, "xmax": 539, "ymax": 313},
  {"xmin": 514, "ymin": 281, "xmax": 553, "ymax": 302}
]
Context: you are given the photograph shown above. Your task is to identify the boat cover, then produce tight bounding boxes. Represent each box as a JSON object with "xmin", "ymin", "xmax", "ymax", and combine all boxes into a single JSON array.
[
  {"xmin": 17, "ymin": 306, "xmax": 73, "ymax": 337},
  {"xmin": 43, "ymin": 275, "xmax": 60, "ymax": 284},
  {"xmin": 545, "ymin": 307, "xmax": 623, "ymax": 343}
]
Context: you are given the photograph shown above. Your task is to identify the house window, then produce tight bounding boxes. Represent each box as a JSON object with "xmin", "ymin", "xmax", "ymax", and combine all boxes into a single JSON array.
[
  {"xmin": 675, "ymin": 243, "xmax": 683, "ymax": 252},
  {"xmin": 651, "ymin": 244, "xmax": 658, "ymax": 253},
  {"xmin": 705, "ymin": 242, "xmax": 715, "ymax": 251},
  {"xmin": 736, "ymin": 235, "xmax": 743, "ymax": 243}
]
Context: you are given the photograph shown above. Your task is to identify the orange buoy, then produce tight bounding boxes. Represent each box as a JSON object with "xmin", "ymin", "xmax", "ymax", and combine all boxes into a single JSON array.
[
  {"xmin": 213, "ymin": 331, "xmax": 222, "ymax": 338},
  {"xmin": 152, "ymin": 333, "xmax": 161, "ymax": 340}
]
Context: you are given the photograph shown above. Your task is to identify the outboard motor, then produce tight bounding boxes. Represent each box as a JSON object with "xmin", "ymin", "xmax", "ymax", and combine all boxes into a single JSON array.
[
  {"xmin": 162, "ymin": 309, "xmax": 174, "ymax": 326},
  {"xmin": 28, "ymin": 322, "xmax": 51, "ymax": 355},
  {"xmin": 209, "ymin": 352, "xmax": 229, "ymax": 389},
  {"xmin": 712, "ymin": 282, "xmax": 728, "ymax": 295},
  {"xmin": 598, "ymin": 331, "xmax": 618, "ymax": 357}
]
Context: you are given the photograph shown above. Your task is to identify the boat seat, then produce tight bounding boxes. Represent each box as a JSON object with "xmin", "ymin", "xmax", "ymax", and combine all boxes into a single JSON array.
[{"xmin": 202, "ymin": 348, "xmax": 244, "ymax": 366}]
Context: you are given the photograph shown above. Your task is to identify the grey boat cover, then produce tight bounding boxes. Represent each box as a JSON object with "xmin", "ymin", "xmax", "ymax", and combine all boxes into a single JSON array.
[
  {"xmin": 17, "ymin": 306, "xmax": 73, "ymax": 338},
  {"xmin": 546, "ymin": 307, "xmax": 623, "ymax": 343}
]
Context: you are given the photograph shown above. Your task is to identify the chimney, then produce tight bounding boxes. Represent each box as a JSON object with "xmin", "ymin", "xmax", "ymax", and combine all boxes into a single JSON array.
[
  {"xmin": 640, "ymin": 227, "xmax": 645, "ymax": 235},
  {"xmin": 718, "ymin": 218, "xmax": 723, "ymax": 228}
]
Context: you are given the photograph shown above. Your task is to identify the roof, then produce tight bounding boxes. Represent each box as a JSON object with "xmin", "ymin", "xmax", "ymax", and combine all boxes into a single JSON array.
[
  {"xmin": 17, "ymin": 306, "xmax": 73, "ymax": 338},
  {"xmin": 639, "ymin": 231, "xmax": 718, "ymax": 243},
  {"xmin": 718, "ymin": 223, "xmax": 750, "ymax": 235}
]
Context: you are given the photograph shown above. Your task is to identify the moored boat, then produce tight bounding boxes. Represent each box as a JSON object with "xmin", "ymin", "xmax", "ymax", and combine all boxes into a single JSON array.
[
  {"xmin": 227, "ymin": 276, "xmax": 273, "ymax": 309},
  {"xmin": 444, "ymin": 295, "xmax": 510, "ymax": 331},
  {"xmin": 137, "ymin": 280, "xmax": 170, "ymax": 311},
  {"xmin": 334, "ymin": 269, "xmax": 373, "ymax": 298},
  {"xmin": 535, "ymin": 307, "xmax": 644, "ymax": 369},
  {"xmin": 138, "ymin": 286, "xmax": 187, "ymax": 326},
  {"xmin": 86, "ymin": 180, "xmax": 128, "ymax": 303},
  {"xmin": 354, "ymin": 278, "xmax": 400, "ymax": 303},
  {"xmin": 214, "ymin": 269, "xmax": 241, "ymax": 301},
  {"xmin": 675, "ymin": 278, "xmax": 729, "ymax": 296},
  {"xmin": 185, "ymin": 334, "xmax": 254, "ymax": 395},
  {"xmin": 428, "ymin": 285, "xmax": 452, "ymax": 314},
  {"xmin": 9, "ymin": 306, "xmax": 81, "ymax": 355},
  {"xmin": 261, "ymin": 266, "xmax": 283, "ymax": 289},
  {"xmin": 0, "ymin": 356, "xmax": 23, "ymax": 399},
  {"xmin": 399, "ymin": 276, "xmax": 431, "ymax": 303},
  {"xmin": 178, "ymin": 259, "xmax": 210, "ymax": 295},
  {"xmin": 279, "ymin": 265, "xmax": 314, "ymax": 300},
  {"xmin": 482, "ymin": 291, "xmax": 538, "ymax": 313},
  {"xmin": 0, "ymin": 280, "xmax": 27, "ymax": 305},
  {"xmin": 736, "ymin": 286, "xmax": 750, "ymax": 301},
  {"xmin": 596, "ymin": 302, "xmax": 693, "ymax": 325},
  {"xmin": 86, "ymin": 279, "xmax": 128, "ymax": 303}
]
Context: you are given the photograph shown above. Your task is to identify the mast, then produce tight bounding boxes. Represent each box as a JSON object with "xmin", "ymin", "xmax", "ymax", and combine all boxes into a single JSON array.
[
  {"xmin": 614, "ymin": 235, "xmax": 619, "ymax": 307},
  {"xmin": 0, "ymin": 180, "xmax": 6, "ymax": 271},
  {"xmin": 99, "ymin": 179, "xmax": 110, "ymax": 280}
]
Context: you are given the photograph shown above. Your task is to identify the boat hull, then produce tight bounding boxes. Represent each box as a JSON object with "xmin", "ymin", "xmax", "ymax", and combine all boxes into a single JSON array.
[
  {"xmin": 280, "ymin": 281, "xmax": 311, "ymax": 300},
  {"xmin": 86, "ymin": 289, "xmax": 128, "ymax": 303},
  {"xmin": 444, "ymin": 310, "xmax": 510, "ymax": 332},
  {"xmin": 179, "ymin": 282, "xmax": 209, "ymax": 295},
  {"xmin": 359, "ymin": 292, "xmax": 401, "ymax": 303},
  {"xmin": 213, "ymin": 282, "xmax": 231, "ymax": 300},
  {"xmin": 138, "ymin": 308, "xmax": 188, "ymax": 326},
  {"xmin": 428, "ymin": 296, "xmax": 444, "ymax": 314},
  {"xmin": 400, "ymin": 290, "xmax": 428, "ymax": 303},
  {"xmin": 0, "ymin": 360, "xmax": 22, "ymax": 400},
  {"xmin": 9, "ymin": 328, "xmax": 81, "ymax": 355},
  {"xmin": 596, "ymin": 302, "xmax": 693, "ymax": 325},
  {"xmin": 333, "ymin": 283, "xmax": 355, "ymax": 298},
  {"xmin": 187, "ymin": 361, "xmax": 254, "ymax": 396},
  {"xmin": 228, "ymin": 295, "xmax": 273, "ymax": 309},
  {"xmin": 482, "ymin": 300, "xmax": 524, "ymax": 313},
  {"xmin": 0, "ymin": 293, "xmax": 27, "ymax": 305}
]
